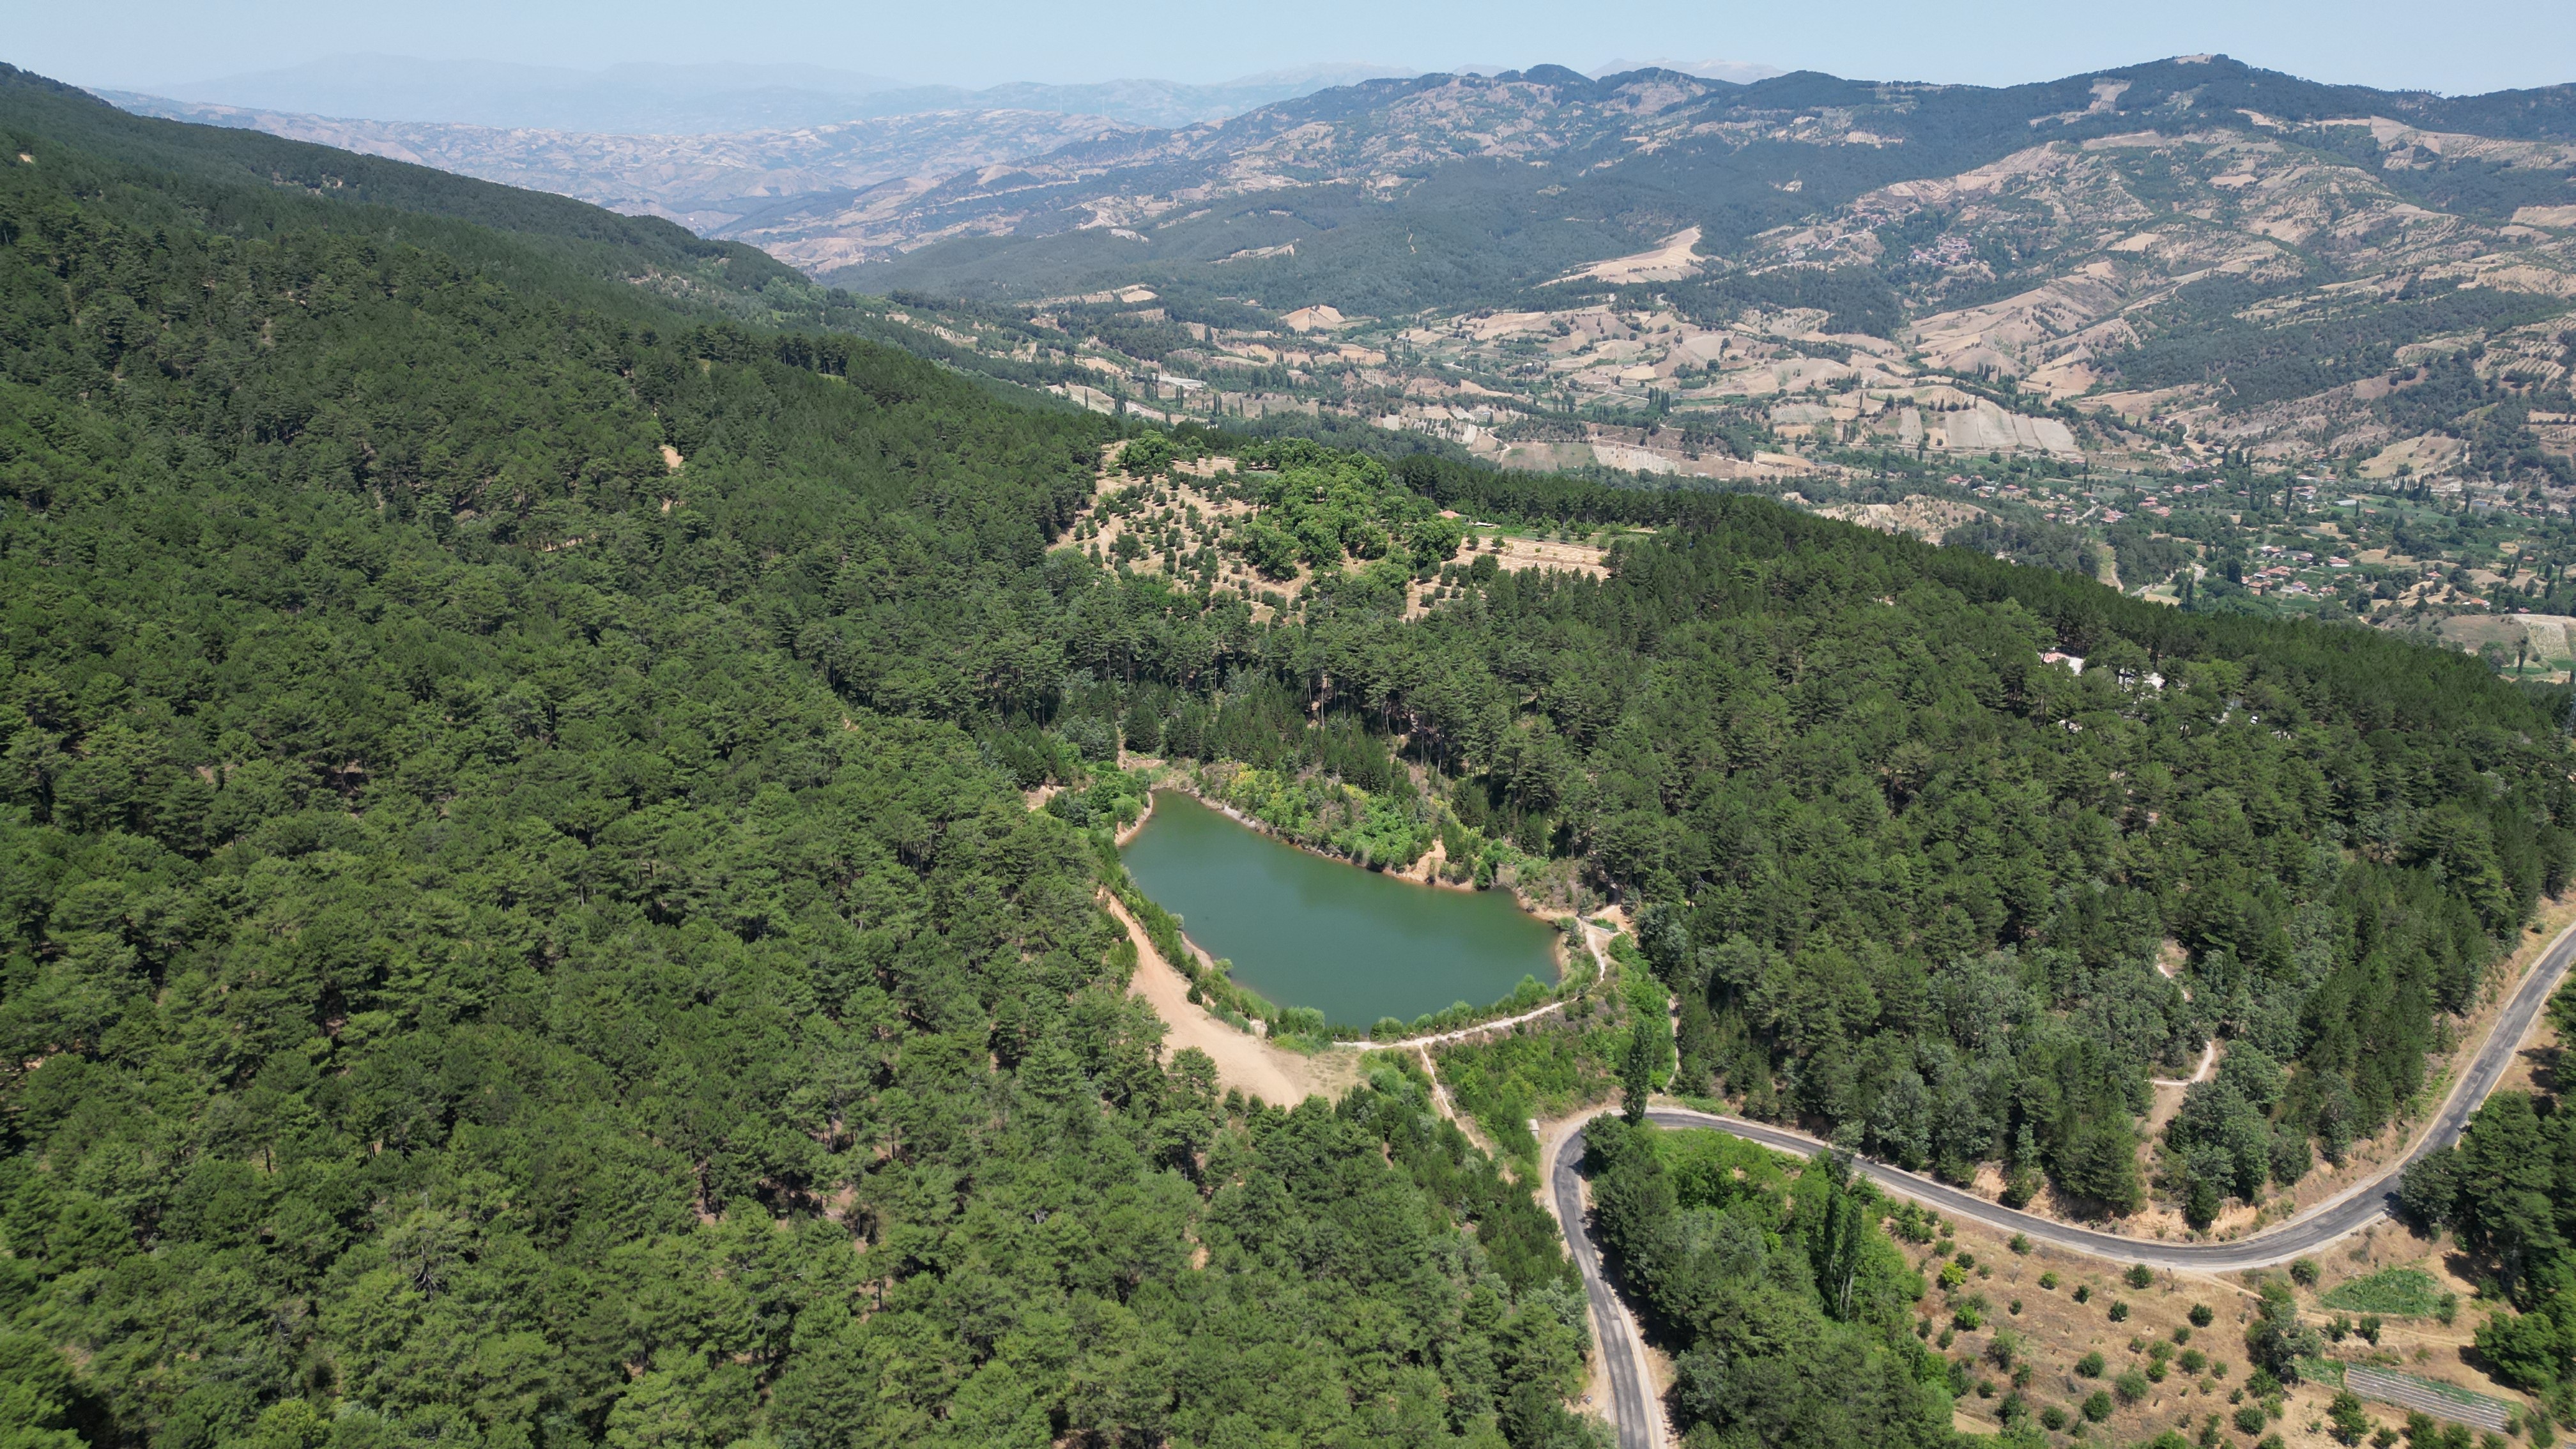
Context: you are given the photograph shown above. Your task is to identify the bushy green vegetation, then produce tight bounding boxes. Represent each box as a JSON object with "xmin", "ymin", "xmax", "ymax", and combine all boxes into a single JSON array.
[
  {"xmin": 1206, "ymin": 765, "xmax": 1440, "ymax": 869},
  {"xmin": 1584, "ymin": 1121, "xmax": 1953, "ymax": 1448},
  {"xmin": 1311, "ymin": 503, "xmax": 2564, "ymax": 1214},
  {"xmin": 1226, "ymin": 440, "xmax": 1465, "ymax": 582},
  {"xmin": 1437, "ymin": 1029, "xmax": 1621, "ymax": 1173},
  {"xmin": 2319, "ymin": 1268, "xmax": 2446, "ymax": 1317}
]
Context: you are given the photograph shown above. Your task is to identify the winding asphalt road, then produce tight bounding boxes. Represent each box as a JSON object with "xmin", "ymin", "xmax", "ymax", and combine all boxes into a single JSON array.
[
  {"xmin": 1550, "ymin": 1128, "xmax": 1661, "ymax": 1449},
  {"xmin": 1546, "ymin": 914, "xmax": 2576, "ymax": 1449}
]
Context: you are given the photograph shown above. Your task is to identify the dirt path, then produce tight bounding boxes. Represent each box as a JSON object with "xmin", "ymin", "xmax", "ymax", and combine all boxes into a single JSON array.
[
  {"xmin": 1416, "ymin": 1046, "xmax": 1499, "ymax": 1156},
  {"xmin": 1357, "ymin": 997, "xmax": 1572, "ymax": 1049},
  {"xmin": 1105, "ymin": 891, "xmax": 1354, "ymax": 1106},
  {"xmin": 1358, "ymin": 916, "xmax": 1618, "ymax": 1051},
  {"xmin": 2151, "ymin": 1038, "xmax": 2221, "ymax": 1087}
]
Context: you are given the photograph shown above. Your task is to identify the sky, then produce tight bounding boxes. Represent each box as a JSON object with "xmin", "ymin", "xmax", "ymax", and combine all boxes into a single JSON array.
[{"xmin": 12, "ymin": 0, "xmax": 2572, "ymax": 98}]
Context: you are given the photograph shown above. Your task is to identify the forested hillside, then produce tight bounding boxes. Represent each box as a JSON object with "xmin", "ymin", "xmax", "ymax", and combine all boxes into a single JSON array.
[
  {"xmin": 6, "ymin": 63, "xmax": 2576, "ymax": 1449},
  {"xmin": 0, "ymin": 88, "xmax": 1599, "ymax": 1449}
]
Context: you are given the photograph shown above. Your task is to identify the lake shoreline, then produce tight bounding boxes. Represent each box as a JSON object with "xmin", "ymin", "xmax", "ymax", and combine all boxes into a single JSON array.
[
  {"xmin": 1128, "ymin": 759, "xmax": 1535, "ymax": 903},
  {"xmin": 1118, "ymin": 779, "xmax": 1575, "ymax": 1028},
  {"xmin": 1131, "ymin": 768, "xmax": 1571, "ymax": 954}
]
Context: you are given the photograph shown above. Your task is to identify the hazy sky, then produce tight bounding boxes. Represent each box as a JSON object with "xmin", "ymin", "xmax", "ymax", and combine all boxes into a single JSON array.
[{"xmin": 15, "ymin": 0, "xmax": 2572, "ymax": 96}]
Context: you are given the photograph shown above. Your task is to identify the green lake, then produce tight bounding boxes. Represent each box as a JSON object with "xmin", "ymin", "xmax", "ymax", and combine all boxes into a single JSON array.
[{"xmin": 1120, "ymin": 790, "xmax": 1560, "ymax": 1026}]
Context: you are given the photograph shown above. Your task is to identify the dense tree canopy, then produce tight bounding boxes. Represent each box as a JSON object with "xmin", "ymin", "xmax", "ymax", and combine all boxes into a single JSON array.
[{"xmin": 0, "ymin": 96, "xmax": 1591, "ymax": 1449}]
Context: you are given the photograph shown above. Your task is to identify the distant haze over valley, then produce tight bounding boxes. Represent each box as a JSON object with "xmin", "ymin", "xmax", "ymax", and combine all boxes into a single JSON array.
[{"xmin": 122, "ymin": 54, "xmax": 1432, "ymax": 134}]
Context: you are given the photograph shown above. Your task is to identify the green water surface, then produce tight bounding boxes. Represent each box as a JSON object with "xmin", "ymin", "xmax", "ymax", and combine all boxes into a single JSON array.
[{"xmin": 1120, "ymin": 790, "xmax": 1560, "ymax": 1026}]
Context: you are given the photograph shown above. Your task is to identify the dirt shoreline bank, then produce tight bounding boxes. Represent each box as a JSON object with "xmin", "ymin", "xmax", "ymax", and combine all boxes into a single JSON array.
[{"xmin": 1103, "ymin": 887, "xmax": 1356, "ymax": 1105}]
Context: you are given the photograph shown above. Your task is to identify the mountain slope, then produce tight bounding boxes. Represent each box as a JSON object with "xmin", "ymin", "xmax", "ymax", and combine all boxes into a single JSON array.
[
  {"xmin": 0, "ymin": 65, "xmax": 828, "ymax": 327},
  {"xmin": 810, "ymin": 54, "xmax": 2572, "ymax": 498},
  {"xmin": 803, "ymin": 56, "xmax": 2576, "ymax": 311}
]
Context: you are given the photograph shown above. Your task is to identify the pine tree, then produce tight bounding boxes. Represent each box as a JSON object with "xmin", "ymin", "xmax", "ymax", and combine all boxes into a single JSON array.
[{"xmin": 1621, "ymin": 1016, "xmax": 1656, "ymax": 1124}]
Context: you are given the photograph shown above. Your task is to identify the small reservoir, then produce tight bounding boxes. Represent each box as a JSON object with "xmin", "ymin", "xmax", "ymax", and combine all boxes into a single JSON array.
[{"xmin": 1119, "ymin": 790, "xmax": 1560, "ymax": 1027}]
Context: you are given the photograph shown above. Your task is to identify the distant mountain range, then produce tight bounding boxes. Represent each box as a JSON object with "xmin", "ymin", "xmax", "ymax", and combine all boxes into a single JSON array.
[
  {"xmin": 124, "ymin": 54, "xmax": 1421, "ymax": 134},
  {"xmin": 668, "ymin": 51, "xmax": 2569, "ymax": 487},
  {"xmin": 715, "ymin": 57, "xmax": 2576, "ymax": 307}
]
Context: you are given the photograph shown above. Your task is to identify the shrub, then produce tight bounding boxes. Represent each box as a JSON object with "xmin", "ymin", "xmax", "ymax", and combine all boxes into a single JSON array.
[
  {"xmin": 2041, "ymin": 1271, "xmax": 2060, "ymax": 1290},
  {"xmin": 2011, "ymin": 1232, "xmax": 2032, "ymax": 1255},
  {"xmin": 2076, "ymin": 1351, "xmax": 2107, "ymax": 1377},
  {"xmin": 2180, "ymin": 1349, "xmax": 2207, "ymax": 1374},
  {"xmin": 2127, "ymin": 1263, "xmax": 2156, "ymax": 1289},
  {"xmin": 1269, "ymin": 1005, "xmax": 1328, "ymax": 1040},
  {"xmin": 2235, "ymin": 1405, "xmax": 2269, "ymax": 1435},
  {"xmin": 2290, "ymin": 1258, "xmax": 2322, "ymax": 1287},
  {"xmin": 2041, "ymin": 1406, "xmax": 2069, "ymax": 1431},
  {"xmin": 2110, "ymin": 1300, "xmax": 2131, "ymax": 1322},
  {"xmin": 2327, "ymin": 1388, "xmax": 2372, "ymax": 1444},
  {"xmin": 2320, "ymin": 1268, "xmax": 2444, "ymax": 1317},
  {"xmin": 2074, "ymin": 1284, "xmax": 2093, "ymax": 1303},
  {"xmin": 2172, "ymin": 1326, "xmax": 2193, "ymax": 1346},
  {"xmin": 2115, "ymin": 1368, "xmax": 2151, "ymax": 1404},
  {"xmin": 2083, "ymin": 1389, "xmax": 2115, "ymax": 1422},
  {"xmin": 1888, "ymin": 1202, "xmax": 1937, "ymax": 1243},
  {"xmin": 2190, "ymin": 1302, "xmax": 2215, "ymax": 1327}
]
